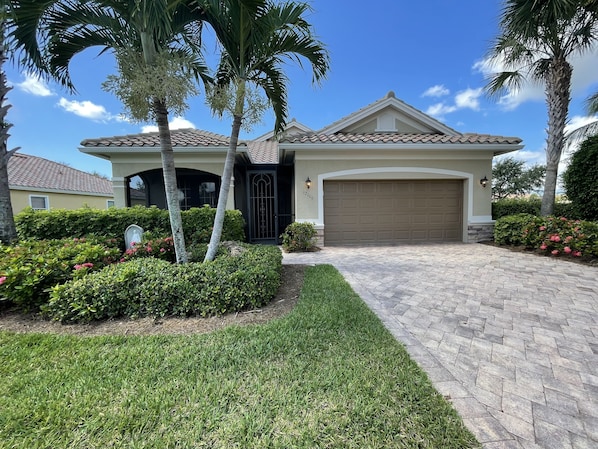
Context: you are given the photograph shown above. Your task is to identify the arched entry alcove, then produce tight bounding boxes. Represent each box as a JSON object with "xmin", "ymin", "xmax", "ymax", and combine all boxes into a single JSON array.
[{"xmin": 125, "ymin": 168, "xmax": 221, "ymax": 210}]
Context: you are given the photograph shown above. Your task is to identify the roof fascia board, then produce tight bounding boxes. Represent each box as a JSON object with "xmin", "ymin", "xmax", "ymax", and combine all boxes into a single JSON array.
[
  {"xmin": 279, "ymin": 143, "xmax": 524, "ymax": 152},
  {"xmin": 79, "ymin": 146, "xmax": 247, "ymax": 154}
]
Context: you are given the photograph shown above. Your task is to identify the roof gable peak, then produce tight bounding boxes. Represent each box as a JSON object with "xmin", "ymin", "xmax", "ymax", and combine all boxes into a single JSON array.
[{"xmin": 318, "ymin": 91, "xmax": 460, "ymax": 136}]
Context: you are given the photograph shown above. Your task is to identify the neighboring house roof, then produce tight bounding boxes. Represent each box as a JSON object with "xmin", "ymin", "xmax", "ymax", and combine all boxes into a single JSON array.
[
  {"xmin": 8, "ymin": 153, "xmax": 113, "ymax": 195},
  {"xmin": 81, "ymin": 128, "xmax": 234, "ymax": 148}
]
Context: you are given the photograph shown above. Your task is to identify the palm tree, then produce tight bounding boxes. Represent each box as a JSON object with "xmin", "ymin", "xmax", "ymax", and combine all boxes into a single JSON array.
[
  {"xmin": 485, "ymin": 0, "xmax": 598, "ymax": 215},
  {"xmin": 1, "ymin": 0, "xmax": 58, "ymax": 243},
  {"xmin": 0, "ymin": 15, "xmax": 18, "ymax": 244},
  {"xmin": 15, "ymin": 0, "xmax": 211, "ymax": 262},
  {"xmin": 200, "ymin": 0, "xmax": 329, "ymax": 262}
]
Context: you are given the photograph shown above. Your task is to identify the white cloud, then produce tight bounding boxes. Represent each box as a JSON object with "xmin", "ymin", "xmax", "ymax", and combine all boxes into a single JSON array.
[
  {"xmin": 425, "ymin": 88, "xmax": 483, "ymax": 118},
  {"xmin": 141, "ymin": 116, "xmax": 196, "ymax": 133},
  {"xmin": 16, "ymin": 73, "xmax": 53, "ymax": 97},
  {"xmin": 57, "ymin": 98, "xmax": 114, "ymax": 121},
  {"xmin": 422, "ymin": 85, "xmax": 450, "ymax": 98},
  {"xmin": 425, "ymin": 103, "xmax": 457, "ymax": 117},
  {"xmin": 455, "ymin": 88, "xmax": 483, "ymax": 111},
  {"xmin": 473, "ymin": 45, "xmax": 598, "ymax": 110}
]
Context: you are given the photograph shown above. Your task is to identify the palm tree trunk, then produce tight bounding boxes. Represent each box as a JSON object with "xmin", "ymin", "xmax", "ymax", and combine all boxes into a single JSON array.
[
  {"xmin": 153, "ymin": 97, "xmax": 188, "ymax": 263},
  {"xmin": 204, "ymin": 113, "xmax": 242, "ymax": 262},
  {"xmin": 0, "ymin": 20, "xmax": 17, "ymax": 244},
  {"xmin": 541, "ymin": 59, "xmax": 572, "ymax": 216},
  {"xmin": 0, "ymin": 149, "xmax": 17, "ymax": 244}
]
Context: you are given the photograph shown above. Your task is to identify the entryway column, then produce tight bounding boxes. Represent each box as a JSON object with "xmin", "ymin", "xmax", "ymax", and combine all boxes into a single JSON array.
[
  {"xmin": 226, "ymin": 176, "xmax": 235, "ymax": 209},
  {"xmin": 112, "ymin": 177, "xmax": 127, "ymax": 208}
]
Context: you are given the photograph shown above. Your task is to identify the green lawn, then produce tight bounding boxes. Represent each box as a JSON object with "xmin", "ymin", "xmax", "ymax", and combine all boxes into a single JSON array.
[{"xmin": 0, "ymin": 265, "xmax": 479, "ymax": 448}]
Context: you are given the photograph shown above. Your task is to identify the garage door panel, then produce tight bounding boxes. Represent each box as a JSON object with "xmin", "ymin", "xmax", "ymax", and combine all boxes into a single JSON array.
[{"xmin": 324, "ymin": 180, "xmax": 463, "ymax": 245}]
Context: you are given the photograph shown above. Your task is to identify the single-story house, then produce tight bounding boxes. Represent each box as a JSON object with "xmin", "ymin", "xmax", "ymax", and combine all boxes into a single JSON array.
[
  {"xmin": 8, "ymin": 153, "xmax": 115, "ymax": 213},
  {"xmin": 80, "ymin": 92, "xmax": 523, "ymax": 246}
]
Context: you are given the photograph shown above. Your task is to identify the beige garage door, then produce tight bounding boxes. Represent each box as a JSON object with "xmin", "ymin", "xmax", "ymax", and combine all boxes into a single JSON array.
[{"xmin": 324, "ymin": 180, "xmax": 463, "ymax": 245}]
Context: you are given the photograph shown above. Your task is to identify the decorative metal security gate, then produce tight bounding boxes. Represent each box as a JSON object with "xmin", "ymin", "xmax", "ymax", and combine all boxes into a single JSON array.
[{"xmin": 248, "ymin": 171, "xmax": 278, "ymax": 243}]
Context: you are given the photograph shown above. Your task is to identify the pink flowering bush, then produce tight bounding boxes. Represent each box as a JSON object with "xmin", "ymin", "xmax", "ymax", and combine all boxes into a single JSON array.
[
  {"xmin": 533, "ymin": 216, "xmax": 593, "ymax": 258},
  {"xmin": 120, "ymin": 236, "xmax": 176, "ymax": 263},
  {"xmin": 495, "ymin": 214, "xmax": 598, "ymax": 261},
  {"xmin": 0, "ymin": 238, "xmax": 120, "ymax": 311}
]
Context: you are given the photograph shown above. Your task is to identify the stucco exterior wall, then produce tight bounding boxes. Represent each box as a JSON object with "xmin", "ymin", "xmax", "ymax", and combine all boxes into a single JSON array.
[
  {"xmin": 291, "ymin": 148, "xmax": 494, "ymax": 243},
  {"xmin": 10, "ymin": 189, "xmax": 113, "ymax": 214}
]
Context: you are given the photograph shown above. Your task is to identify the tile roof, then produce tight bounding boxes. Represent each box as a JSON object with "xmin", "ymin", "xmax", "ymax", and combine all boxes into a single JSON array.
[
  {"xmin": 81, "ymin": 128, "xmax": 233, "ymax": 148},
  {"xmin": 246, "ymin": 141, "xmax": 279, "ymax": 164},
  {"xmin": 8, "ymin": 153, "xmax": 113, "ymax": 195},
  {"xmin": 280, "ymin": 132, "xmax": 522, "ymax": 145}
]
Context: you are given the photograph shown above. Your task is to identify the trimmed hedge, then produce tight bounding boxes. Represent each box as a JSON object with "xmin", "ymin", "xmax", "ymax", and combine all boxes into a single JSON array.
[
  {"xmin": 44, "ymin": 245, "xmax": 282, "ymax": 323},
  {"xmin": 15, "ymin": 205, "xmax": 245, "ymax": 244},
  {"xmin": 494, "ymin": 214, "xmax": 541, "ymax": 246},
  {"xmin": 492, "ymin": 198, "xmax": 576, "ymax": 220}
]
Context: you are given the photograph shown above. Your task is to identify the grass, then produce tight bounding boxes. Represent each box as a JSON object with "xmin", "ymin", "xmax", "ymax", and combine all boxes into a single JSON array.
[{"xmin": 0, "ymin": 265, "xmax": 479, "ymax": 448}]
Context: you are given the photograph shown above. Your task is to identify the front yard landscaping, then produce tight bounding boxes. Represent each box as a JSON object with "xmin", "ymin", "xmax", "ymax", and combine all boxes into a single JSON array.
[{"xmin": 0, "ymin": 265, "xmax": 480, "ymax": 449}]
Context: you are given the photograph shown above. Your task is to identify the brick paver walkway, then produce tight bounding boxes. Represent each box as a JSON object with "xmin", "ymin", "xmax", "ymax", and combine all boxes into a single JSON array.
[{"xmin": 282, "ymin": 244, "xmax": 598, "ymax": 449}]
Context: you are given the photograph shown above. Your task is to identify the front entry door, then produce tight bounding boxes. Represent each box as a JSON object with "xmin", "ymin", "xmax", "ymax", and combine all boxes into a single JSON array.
[{"xmin": 248, "ymin": 171, "xmax": 278, "ymax": 243}]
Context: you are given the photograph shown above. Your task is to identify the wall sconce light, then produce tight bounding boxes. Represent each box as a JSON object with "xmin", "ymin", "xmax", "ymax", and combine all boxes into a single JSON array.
[
  {"xmin": 305, "ymin": 177, "xmax": 312, "ymax": 189},
  {"xmin": 480, "ymin": 176, "xmax": 488, "ymax": 188}
]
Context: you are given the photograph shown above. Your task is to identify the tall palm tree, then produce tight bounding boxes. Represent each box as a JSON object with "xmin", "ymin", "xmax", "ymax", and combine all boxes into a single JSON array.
[
  {"xmin": 15, "ymin": 0, "xmax": 211, "ymax": 262},
  {"xmin": 0, "ymin": 15, "xmax": 18, "ymax": 244},
  {"xmin": 1, "ymin": 0, "xmax": 57, "ymax": 243},
  {"xmin": 200, "ymin": 0, "xmax": 329, "ymax": 262},
  {"xmin": 485, "ymin": 0, "xmax": 598, "ymax": 215}
]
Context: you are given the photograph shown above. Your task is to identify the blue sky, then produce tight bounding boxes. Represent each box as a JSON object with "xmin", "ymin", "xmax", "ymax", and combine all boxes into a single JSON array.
[{"xmin": 5, "ymin": 0, "xmax": 598, "ymax": 178}]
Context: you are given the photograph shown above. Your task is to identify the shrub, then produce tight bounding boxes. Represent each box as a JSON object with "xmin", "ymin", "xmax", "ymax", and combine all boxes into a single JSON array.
[
  {"xmin": 0, "ymin": 237, "xmax": 121, "ymax": 311},
  {"xmin": 120, "ymin": 236, "xmax": 176, "ymax": 263},
  {"xmin": 493, "ymin": 214, "xmax": 541, "ymax": 246},
  {"xmin": 492, "ymin": 198, "xmax": 541, "ymax": 219},
  {"xmin": 15, "ymin": 205, "xmax": 246, "ymax": 244},
  {"xmin": 281, "ymin": 222, "xmax": 317, "ymax": 252},
  {"xmin": 45, "ymin": 245, "xmax": 282, "ymax": 323},
  {"xmin": 182, "ymin": 207, "xmax": 246, "ymax": 243},
  {"xmin": 563, "ymin": 134, "xmax": 598, "ymax": 221},
  {"xmin": 534, "ymin": 217, "xmax": 598, "ymax": 258},
  {"xmin": 494, "ymin": 215, "xmax": 598, "ymax": 260},
  {"xmin": 492, "ymin": 198, "xmax": 576, "ymax": 220}
]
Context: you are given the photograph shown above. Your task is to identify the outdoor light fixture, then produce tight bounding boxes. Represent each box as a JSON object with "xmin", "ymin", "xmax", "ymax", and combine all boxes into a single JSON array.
[
  {"xmin": 305, "ymin": 177, "xmax": 312, "ymax": 189},
  {"xmin": 480, "ymin": 176, "xmax": 488, "ymax": 188}
]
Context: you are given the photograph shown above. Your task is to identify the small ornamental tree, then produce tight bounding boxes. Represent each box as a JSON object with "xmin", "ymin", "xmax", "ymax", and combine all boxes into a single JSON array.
[
  {"xmin": 563, "ymin": 134, "xmax": 598, "ymax": 220},
  {"xmin": 492, "ymin": 157, "xmax": 546, "ymax": 201}
]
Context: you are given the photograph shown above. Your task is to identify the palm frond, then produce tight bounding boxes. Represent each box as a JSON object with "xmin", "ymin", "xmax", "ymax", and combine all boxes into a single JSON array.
[
  {"xmin": 485, "ymin": 71, "xmax": 525, "ymax": 98},
  {"xmin": 564, "ymin": 119, "xmax": 598, "ymax": 150},
  {"xmin": 586, "ymin": 91, "xmax": 598, "ymax": 115}
]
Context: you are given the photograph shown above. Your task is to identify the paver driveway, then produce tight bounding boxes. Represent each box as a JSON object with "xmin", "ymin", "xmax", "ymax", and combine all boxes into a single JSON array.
[{"xmin": 282, "ymin": 243, "xmax": 598, "ymax": 449}]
